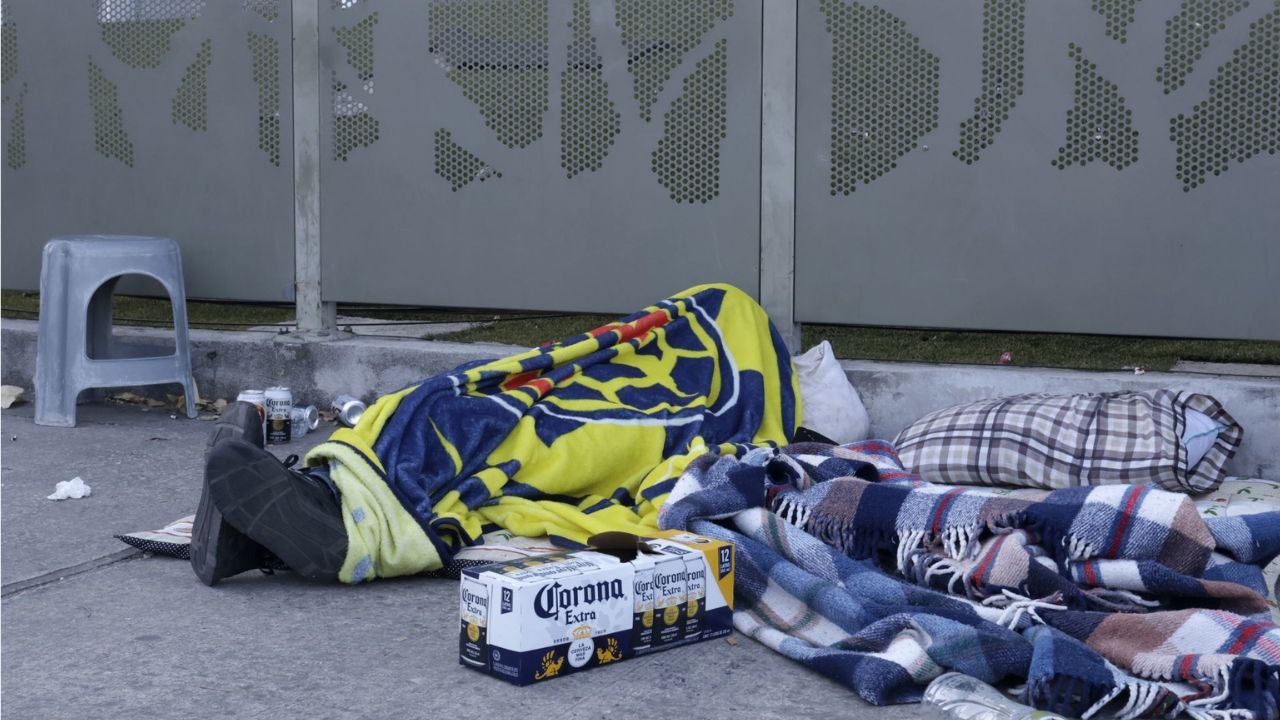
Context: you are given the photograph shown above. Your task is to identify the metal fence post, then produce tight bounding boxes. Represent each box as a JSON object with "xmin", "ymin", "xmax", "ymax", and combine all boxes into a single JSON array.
[
  {"xmin": 759, "ymin": 0, "xmax": 800, "ymax": 351},
  {"xmin": 291, "ymin": 0, "xmax": 334, "ymax": 336}
]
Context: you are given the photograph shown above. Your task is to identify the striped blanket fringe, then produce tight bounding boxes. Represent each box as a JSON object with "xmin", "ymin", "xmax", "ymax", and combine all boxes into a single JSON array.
[
  {"xmin": 787, "ymin": 504, "xmax": 1171, "ymax": 615},
  {"xmin": 659, "ymin": 441, "xmax": 1280, "ymax": 719}
]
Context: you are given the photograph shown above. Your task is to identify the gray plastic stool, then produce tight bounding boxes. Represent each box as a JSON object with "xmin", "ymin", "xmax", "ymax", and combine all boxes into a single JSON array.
[{"xmin": 35, "ymin": 235, "xmax": 198, "ymax": 427}]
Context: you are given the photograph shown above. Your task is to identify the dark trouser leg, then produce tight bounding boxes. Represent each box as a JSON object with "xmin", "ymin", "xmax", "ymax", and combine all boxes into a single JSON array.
[
  {"xmin": 205, "ymin": 440, "xmax": 349, "ymax": 582},
  {"xmin": 191, "ymin": 402, "xmax": 274, "ymax": 586}
]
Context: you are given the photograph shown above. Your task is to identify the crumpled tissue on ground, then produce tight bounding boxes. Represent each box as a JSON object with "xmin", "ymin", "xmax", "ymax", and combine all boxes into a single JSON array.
[{"xmin": 47, "ymin": 477, "xmax": 92, "ymax": 500}]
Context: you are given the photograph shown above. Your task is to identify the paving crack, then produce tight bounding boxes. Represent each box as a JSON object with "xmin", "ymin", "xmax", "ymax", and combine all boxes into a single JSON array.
[{"xmin": 2, "ymin": 548, "xmax": 142, "ymax": 598}]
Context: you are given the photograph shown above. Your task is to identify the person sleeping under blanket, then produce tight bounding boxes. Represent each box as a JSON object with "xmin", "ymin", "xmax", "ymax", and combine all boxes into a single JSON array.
[{"xmin": 190, "ymin": 283, "xmax": 801, "ymax": 586}]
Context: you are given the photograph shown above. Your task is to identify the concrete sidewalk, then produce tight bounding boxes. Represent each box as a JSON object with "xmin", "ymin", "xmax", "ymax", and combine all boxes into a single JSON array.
[
  {"xmin": 3, "ymin": 321, "xmax": 1274, "ymax": 717},
  {"xmin": 0, "ymin": 403, "xmax": 910, "ymax": 719}
]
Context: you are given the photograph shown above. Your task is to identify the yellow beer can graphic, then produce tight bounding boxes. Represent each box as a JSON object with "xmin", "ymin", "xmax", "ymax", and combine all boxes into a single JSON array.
[
  {"xmin": 533, "ymin": 650, "xmax": 565, "ymax": 681},
  {"xmin": 459, "ymin": 576, "xmax": 490, "ymax": 669},
  {"xmin": 596, "ymin": 637, "xmax": 623, "ymax": 664},
  {"xmin": 649, "ymin": 552, "xmax": 688, "ymax": 646},
  {"xmin": 632, "ymin": 560, "xmax": 658, "ymax": 652},
  {"xmin": 663, "ymin": 603, "xmax": 680, "ymax": 626},
  {"xmin": 687, "ymin": 598, "xmax": 699, "ymax": 618}
]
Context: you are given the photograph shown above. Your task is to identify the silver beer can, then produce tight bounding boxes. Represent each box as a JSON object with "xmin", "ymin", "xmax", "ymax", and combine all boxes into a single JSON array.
[
  {"xmin": 332, "ymin": 394, "xmax": 366, "ymax": 428},
  {"xmin": 264, "ymin": 386, "xmax": 293, "ymax": 444},
  {"xmin": 291, "ymin": 405, "xmax": 319, "ymax": 438},
  {"xmin": 235, "ymin": 389, "xmax": 268, "ymax": 439}
]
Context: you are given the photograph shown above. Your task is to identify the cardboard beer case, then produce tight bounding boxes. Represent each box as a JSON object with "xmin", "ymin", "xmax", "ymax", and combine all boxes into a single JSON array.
[{"xmin": 458, "ymin": 530, "xmax": 735, "ymax": 685}]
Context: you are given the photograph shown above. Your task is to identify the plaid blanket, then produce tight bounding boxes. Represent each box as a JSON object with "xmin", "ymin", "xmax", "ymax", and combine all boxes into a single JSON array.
[
  {"xmin": 660, "ymin": 442, "xmax": 1280, "ymax": 719},
  {"xmin": 894, "ymin": 391, "xmax": 1242, "ymax": 493},
  {"xmin": 772, "ymin": 446, "xmax": 1274, "ymax": 618}
]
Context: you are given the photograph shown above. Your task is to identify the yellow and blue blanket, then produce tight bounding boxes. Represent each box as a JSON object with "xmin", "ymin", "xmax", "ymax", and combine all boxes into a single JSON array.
[{"xmin": 306, "ymin": 284, "xmax": 800, "ymax": 583}]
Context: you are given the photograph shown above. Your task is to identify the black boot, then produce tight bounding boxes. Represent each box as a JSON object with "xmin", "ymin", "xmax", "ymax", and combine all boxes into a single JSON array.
[
  {"xmin": 203, "ymin": 400, "xmax": 265, "ymax": 454},
  {"xmin": 191, "ymin": 402, "xmax": 276, "ymax": 586},
  {"xmin": 206, "ymin": 440, "xmax": 348, "ymax": 582}
]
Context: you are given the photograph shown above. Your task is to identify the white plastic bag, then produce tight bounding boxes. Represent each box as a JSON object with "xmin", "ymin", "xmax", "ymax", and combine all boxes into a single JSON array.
[
  {"xmin": 1182, "ymin": 408, "xmax": 1226, "ymax": 470},
  {"xmin": 47, "ymin": 477, "xmax": 92, "ymax": 500},
  {"xmin": 793, "ymin": 340, "xmax": 870, "ymax": 444}
]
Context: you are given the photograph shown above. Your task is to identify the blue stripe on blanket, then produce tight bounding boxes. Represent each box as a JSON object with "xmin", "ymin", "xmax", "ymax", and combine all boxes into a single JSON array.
[
  {"xmin": 1210, "ymin": 514, "xmax": 1280, "ymax": 565},
  {"xmin": 687, "ymin": 512, "xmax": 1033, "ymax": 706}
]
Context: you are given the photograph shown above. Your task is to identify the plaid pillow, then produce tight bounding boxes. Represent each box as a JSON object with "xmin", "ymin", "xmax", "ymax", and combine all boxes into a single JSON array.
[{"xmin": 894, "ymin": 390, "xmax": 1241, "ymax": 493}]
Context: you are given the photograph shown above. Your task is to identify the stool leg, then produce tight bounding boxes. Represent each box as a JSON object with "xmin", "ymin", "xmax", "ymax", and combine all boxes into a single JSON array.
[
  {"xmin": 35, "ymin": 244, "xmax": 77, "ymax": 427},
  {"xmin": 35, "ymin": 311, "xmax": 80, "ymax": 428},
  {"xmin": 34, "ymin": 380, "xmax": 80, "ymax": 428},
  {"xmin": 182, "ymin": 378, "xmax": 198, "ymax": 419},
  {"xmin": 165, "ymin": 278, "xmax": 199, "ymax": 420}
]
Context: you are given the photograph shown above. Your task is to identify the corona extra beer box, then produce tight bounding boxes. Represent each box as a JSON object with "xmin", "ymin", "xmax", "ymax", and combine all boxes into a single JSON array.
[{"xmin": 458, "ymin": 530, "xmax": 734, "ymax": 685}]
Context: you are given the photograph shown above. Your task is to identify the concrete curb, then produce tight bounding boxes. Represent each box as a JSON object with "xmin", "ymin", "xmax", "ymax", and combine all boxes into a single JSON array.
[
  {"xmin": 843, "ymin": 359, "xmax": 1279, "ymax": 479},
  {"xmin": 4, "ymin": 318, "xmax": 1277, "ymax": 477},
  {"xmin": 1, "ymin": 318, "xmax": 513, "ymax": 404}
]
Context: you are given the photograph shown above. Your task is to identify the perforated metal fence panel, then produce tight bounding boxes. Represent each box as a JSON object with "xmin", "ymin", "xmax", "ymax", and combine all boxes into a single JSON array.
[
  {"xmin": 795, "ymin": 0, "xmax": 1280, "ymax": 340},
  {"xmin": 0, "ymin": 0, "xmax": 295, "ymax": 301},
  {"xmin": 317, "ymin": 0, "xmax": 761, "ymax": 312},
  {"xmin": 4, "ymin": 1, "xmax": 1275, "ymax": 338}
]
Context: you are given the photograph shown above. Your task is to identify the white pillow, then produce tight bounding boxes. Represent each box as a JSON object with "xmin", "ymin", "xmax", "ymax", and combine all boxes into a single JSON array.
[
  {"xmin": 1183, "ymin": 408, "xmax": 1226, "ymax": 470},
  {"xmin": 793, "ymin": 340, "xmax": 870, "ymax": 444}
]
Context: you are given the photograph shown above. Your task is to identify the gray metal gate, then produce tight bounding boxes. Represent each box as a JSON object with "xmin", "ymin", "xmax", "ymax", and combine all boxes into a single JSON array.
[
  {"xmin": 2, "ymin": 1, "xmax": 1277, "ymax": 339},
  {"xmin": 794, "ymin": 0, "xmax": 1280, "ymax": 340},
  {"xmin": 1, "ymin": 0, "xmax": 295, "ymax": 301},
  {"xmin": 316, "ymin": 0, "xmax": 762, "ymax": 313}
]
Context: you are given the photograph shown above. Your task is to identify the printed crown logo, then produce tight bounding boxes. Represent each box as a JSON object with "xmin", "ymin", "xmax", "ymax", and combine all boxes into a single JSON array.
[{"xmin": 571, "ymin": 625, "xmax": 593, "ymax": 640}]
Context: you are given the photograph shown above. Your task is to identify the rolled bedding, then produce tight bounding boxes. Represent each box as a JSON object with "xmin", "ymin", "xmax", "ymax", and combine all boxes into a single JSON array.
[{"xmin": 894, "ymin": 390, "xmax": 1241, "ymax": 493}]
